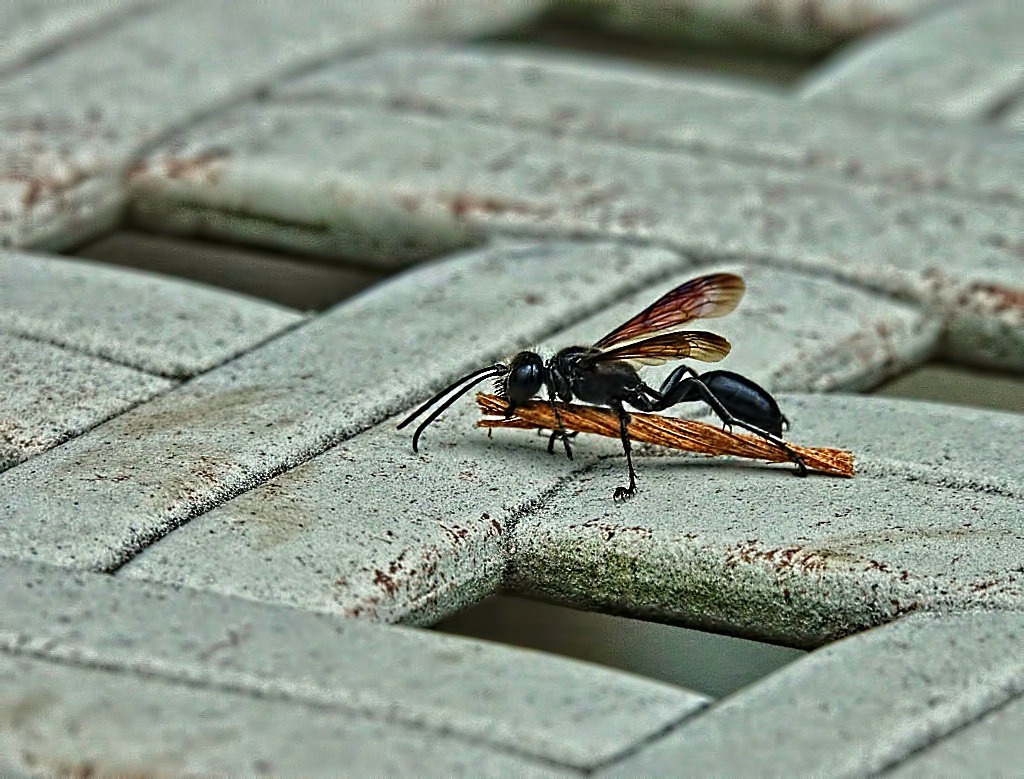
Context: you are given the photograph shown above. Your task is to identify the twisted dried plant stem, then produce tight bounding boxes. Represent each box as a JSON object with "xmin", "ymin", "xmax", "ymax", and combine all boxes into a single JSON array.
[{"xmin": 476, "ymin": 394, "xmax": 854, "ymax": 478}]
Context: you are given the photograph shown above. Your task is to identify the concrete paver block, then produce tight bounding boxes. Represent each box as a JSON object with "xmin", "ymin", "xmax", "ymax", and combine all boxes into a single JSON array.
[
  {"xmin": 0, "ymin": 241, "xmax": 692, "ymax": 571},
  {"xmin": 510, "ymin": 394, "xmax": 1023, "ymax": 646},
  {"xmin": 0, "ymin": 249, "xmax": 304, "ymax": 377},
  {"xmin": 603, "ymin": 611, "xmax": 1024, "ymax": 776},
  {"xmin": 0, "ymin": 655, "xmax": 567, "ymax": 777},
  {"xmin": 1004, "ymin": 99, "xmax": 1024, "ymax": 131},
  {"xmin": 0, "ymin": 1, "xmax": 156, "ymax": 73},
  {"xmin": 0, "ymin": 333, "xmax": 172, "ymax": 472},
  {"xmin": 1, "ymin": 559, "xmax": 707, "ymax": 771},
  {"xmin": 116, "ymin": 260, "xmax": 933, "ymax": 628},
  {"xmin": 129, "ymin": 88, "xmax": 1024, "ymax": 291},
  {"xmin": 118, "ymin": 407, "xmax": 554, "ymax": 623},
  {"xmin": 0, "ymin": 1, "xmax": 542, "ymax": 250},
  {"xmin": 889, "ymin": 693, "xmax": 1024, "ymax": 776},
  {"xmin": 284, "ymin": 46, "xmax": 1024, "ymax": 205},
  {"xmin": 2, "ymin": 5, "xmax": 1022, "ymax": 771},
  {"xmin": 801, "ymin": 0, "xmax": 1024, "ymax": 120},
  {"xmin": 127, "ymin": 92, "xmax": 1024, "ymax": 369}
]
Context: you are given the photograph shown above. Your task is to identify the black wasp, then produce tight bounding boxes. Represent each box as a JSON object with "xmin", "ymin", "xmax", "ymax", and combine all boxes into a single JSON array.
[{"xmin": 399, "ymin": 273, "xmax": 806, "ymax": 499}]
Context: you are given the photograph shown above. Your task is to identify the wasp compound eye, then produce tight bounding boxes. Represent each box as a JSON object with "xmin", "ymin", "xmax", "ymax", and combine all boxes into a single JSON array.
[{"xmin": 506, "ymin": 352, "xmax": 544, "ymax": 404}]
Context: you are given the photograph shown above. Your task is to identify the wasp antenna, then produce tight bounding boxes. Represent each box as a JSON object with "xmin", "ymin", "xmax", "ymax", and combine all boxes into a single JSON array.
[
  {"xmin": 397, "ymin": 364, "xmax": 507, "ymax": 431},
  {"xmin": 409, "ymin": 367, "xmax": 508, "ymax": 452}
]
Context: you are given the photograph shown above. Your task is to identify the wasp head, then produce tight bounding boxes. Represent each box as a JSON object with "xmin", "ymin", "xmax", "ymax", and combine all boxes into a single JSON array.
[{"xmin": 505, "ymin": 351, "xmax": 545, "ymax": 404}]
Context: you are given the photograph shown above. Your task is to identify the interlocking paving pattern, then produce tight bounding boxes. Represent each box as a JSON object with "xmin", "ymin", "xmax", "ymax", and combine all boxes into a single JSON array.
[{"xmin": 1, "ymin": 1, "xmax": 1023, "ymax": 773}]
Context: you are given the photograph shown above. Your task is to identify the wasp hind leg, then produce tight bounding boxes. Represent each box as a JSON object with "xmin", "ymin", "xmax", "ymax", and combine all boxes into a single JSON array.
[{"xmin": 664, "ymin": 376, "xmax": 807, "ymax": 476}]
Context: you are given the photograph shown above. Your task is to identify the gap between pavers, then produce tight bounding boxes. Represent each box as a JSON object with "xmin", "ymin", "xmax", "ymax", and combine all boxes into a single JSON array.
[
  {"xmin": 549, "ymin": 0, "xmax": 951, "ymax": 55},
  {"xmin": 0, "ymin": 558, "xmax": 706, "ymax": 772},
  {"xmin": 0, "ymin": 249, "xmax": 306, "ymax": 377},
  {"xmin": 114, "ymin": 258, "xmax": 935, "ymax": 629},
  {"xmin": 600, "ymin": 610, "xmax": 1024, "ymax": 776},
  {"xmin": 0, "ymin": 240, "xmax": 696, "ymax": 572}
]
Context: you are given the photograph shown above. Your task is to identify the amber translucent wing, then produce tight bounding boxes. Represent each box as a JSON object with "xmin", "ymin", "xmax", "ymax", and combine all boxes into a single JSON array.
[
  {"xmin": 592, "ymin": 273, "xmax": 745, "ymax": 350},
  {"xmin": 585, "ymin": 331, "xmax": 732, "ymax": 366}
]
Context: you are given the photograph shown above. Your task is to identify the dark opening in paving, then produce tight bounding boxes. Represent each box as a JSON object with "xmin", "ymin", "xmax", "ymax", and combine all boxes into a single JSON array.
[
  {"xmin": 73, "ymin": 230, "xmax": 390, "ymax": 311},
  {"xmin": 480, "ymin": 7, "xmax": 830, "ymax": 85},
  {"xmin": 434, "ymin": 594, "xmax": 805, "ymax": 699},
  {"xmin": 873, "ymin": 363, "xmax": 1024, "ymax": 414}
]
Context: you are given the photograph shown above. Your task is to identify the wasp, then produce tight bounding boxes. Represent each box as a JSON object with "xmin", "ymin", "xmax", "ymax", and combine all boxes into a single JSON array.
[{"xmin": 399, "ymin": 273, "xmax": 806, "ymax": 499}]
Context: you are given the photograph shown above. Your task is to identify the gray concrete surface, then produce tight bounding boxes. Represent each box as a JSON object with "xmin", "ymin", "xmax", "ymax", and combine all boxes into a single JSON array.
[
  {"xmin": 280, "ymin": 46, "xmax": 1024, "ymax": 204},
  {"xmin": 889, "ymin": 693, "xmax": 1024, "ymax": 777},
  {"xmin": 801, "ymin": 0, "xmax": 1024, "ymax": 120},
  {"xmin": 0, "ymin": 0, "xmax": 540, "ymax": 250},
  {"xmin": 0, "ymin": 332, "xmax": 172, "ymax": 471},
  {"xmin": 115, "ymin": 255, "xmax": 939, "ymax": 624},
  {"xmin": 511, "ymin": 394, "xmax": 1023, "ymax": 646},
  {"xmin": 1, "ymin": 0, "xmax": 1023, "ymax": 773},
  {"xmin": 0, "ymin": 241, "xmax": 695, "ymax": 572},
  {"xmin": 0, "ymin": 250, "xmax": 304, "ymax": 376}
]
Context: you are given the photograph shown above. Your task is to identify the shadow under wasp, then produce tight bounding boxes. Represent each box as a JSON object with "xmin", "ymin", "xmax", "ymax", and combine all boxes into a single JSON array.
[{"xmin": 398, "ymin": 272, "xmax": 807, "ymax": 499}]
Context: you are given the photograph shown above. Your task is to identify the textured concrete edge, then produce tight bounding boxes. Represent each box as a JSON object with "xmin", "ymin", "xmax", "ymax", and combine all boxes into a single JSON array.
[
  {"xmin": 876, "ymin": 690, "xmax": 1024, "ymax": 776},
  {"xmin": 123, "ymin": 181, "xmax": 1014, "ymax": 376},
  {"xmin": 0, "ymin": 333, "xmax": 178, "ymax": 474},
  {"xmin": 886, "ymin": 690, "xmax": 1024, "ymax": 775},
  {"xmin": 0, "ymin": 653, "xmax": 574, "ymax": 777}
]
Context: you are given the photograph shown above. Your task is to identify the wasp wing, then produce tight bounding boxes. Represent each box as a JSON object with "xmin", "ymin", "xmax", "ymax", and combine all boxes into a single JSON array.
[
  {"xmin": 584, "ymin": 331, "xmax": 731, "ymax": 367},
  {"xmin": 592, "ymin": 273, "xmax": 745, "ymax": 350}
]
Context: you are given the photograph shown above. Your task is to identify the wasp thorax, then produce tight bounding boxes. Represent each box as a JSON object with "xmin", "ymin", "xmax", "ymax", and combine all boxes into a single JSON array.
[{"xmin": 505, "ymin": 351, "xmax": 544, "ymax": 403}]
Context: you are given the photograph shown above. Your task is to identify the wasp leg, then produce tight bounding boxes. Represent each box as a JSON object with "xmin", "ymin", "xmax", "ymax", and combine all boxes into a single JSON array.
[
  {"xmin": 546, "ymin": 391, "xmax": 574, "ymax": 461},
  {"xmin": 632, "ymin": 373, "xmax": 806, "ymax": 476},
  {"xmin": 662, "ymin": 378, "xmax": 807, "ymax": 476},
  {"xmin": 610, "ymin": 401, "xmax": 639, "ymax": 501},
  {"xmin": 546, "ymin": 429, "xmax": 578, "ymax": 454}
]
